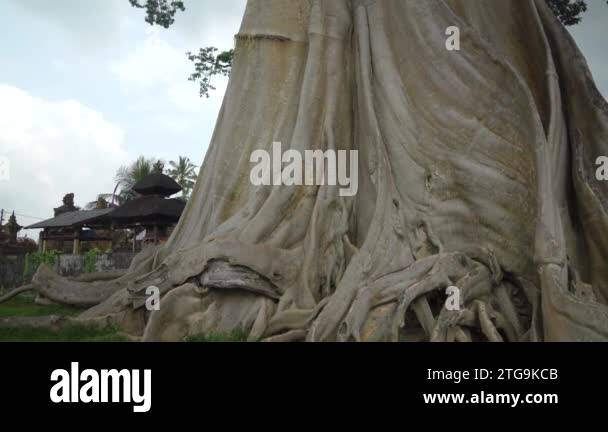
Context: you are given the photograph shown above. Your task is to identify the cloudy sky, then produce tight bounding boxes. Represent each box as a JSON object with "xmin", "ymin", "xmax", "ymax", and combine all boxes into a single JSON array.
[{"xmin": 0, "ymin": 0, "xmax": 607, "ymax": 238}]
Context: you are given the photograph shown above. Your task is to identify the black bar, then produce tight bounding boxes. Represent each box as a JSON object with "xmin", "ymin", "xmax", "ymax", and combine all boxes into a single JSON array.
[{"xmin": 0, "ymin": 343, "xmax": 605, "ymax": 420}]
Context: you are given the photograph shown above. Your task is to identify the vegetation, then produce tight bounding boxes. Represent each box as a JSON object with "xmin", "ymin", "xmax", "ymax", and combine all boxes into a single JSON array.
[
  {"xmin": 128, "ymin": 0, "xmax": 184, "ymax": 28},
  {"xmin": 23, "ymin": 250, "xmax": 60, "ymax": 283},
  {"xmin": 187, "ymin": 48, "xmax": 233, "ymax": 98},
  {"xmin": 95, "ymin": 155, "xmax": 196, "ymax": 206},
  {"xmin": 128, "ymin": 0, "xmax": 234, "ymax": 98},
  {"xmin": 0, "ymin": 325, "xmax": 129, "ymax": 342},
  {"xmin": 110, "ymin": 155, "xmax": 198, "ymax": 203},
  {"xmin": 114, "ymin": 156, "xmax": 164, "ymax": 203},
  {"xmin": 0, "ymin": 294, "xmax": 80, "ymax": 318},
  {"xmin": 0, "ymin": 294, "xmax": 126, "ymax": 342},
  {"xmin": 15, "ymin": 237, "xmax": 37, "ymax": 253},
  {"xmin": 83, "ymin": 248, "xmax": 101, "ymax": 273},
  {"xmin": 168, "ymin": 156, "xmax": 198, "ymax": 199},
  {"xmin": 546, "ymin": 0, "xmax": 607, "ymax": 26}
]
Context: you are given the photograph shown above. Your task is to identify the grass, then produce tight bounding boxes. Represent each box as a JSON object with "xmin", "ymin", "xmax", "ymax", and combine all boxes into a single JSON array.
[
  {"xmin": 184, "ymin": 329, "xmax": 250, "ymax": 342},
  {"xmin": 0, "ymin": 294, "xmax": 82, "ymax": 318},
  {"xmin": 0, "ymin": 293, "xmax": 251, "ymax": 342},
  {"xmin": 0, "ymin": 293, "xmax": 128, "ymax": 342},
  {"xmin": 0, "ymin": 325, "xmax": 130, "ymax": 342}
]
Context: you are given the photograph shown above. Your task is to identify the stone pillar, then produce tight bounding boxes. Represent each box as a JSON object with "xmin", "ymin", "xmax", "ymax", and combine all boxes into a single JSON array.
[
  {"xmin": 42, "ymin": 229, "xmax": 48, "ymax": 253},
  {"xmin": 109, "ymin": 222, "xmax": 115, "ymax": 251},
  {"xmin": 72, "ymin": 228, "xmax": 81, "ymax": 255}
]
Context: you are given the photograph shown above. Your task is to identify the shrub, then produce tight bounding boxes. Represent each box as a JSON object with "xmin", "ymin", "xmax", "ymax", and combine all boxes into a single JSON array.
[
  {"xmin": 23, "ymin": 250, "xmax": 61, "ymax": 283},
  {"xmin": 83, "ymin": 248, "xmax": 102, "ymax": 273}
]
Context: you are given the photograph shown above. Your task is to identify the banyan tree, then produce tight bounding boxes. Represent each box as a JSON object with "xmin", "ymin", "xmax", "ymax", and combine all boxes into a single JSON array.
[{"xmin": 3, "ymin": 0, "xmax": 608, "ymax": 341}]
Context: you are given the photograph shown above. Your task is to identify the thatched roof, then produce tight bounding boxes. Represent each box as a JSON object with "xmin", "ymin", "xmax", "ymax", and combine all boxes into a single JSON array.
[
  {"xmin": 132, "ymin": 173, "xmax": 182, "ymax": 197},
  {"xmin": 26, "ymin": 208, "xmax": 114, "ymax": 229},
  {"xmin": 110, "ymin": 196, "xmax": 185, "ymax": 225}
]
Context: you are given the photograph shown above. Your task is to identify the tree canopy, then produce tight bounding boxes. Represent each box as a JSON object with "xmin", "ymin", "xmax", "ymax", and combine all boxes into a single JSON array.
[
  {"xmin": 128, "ymin": 0, "xmax": 185, "ymax": 28},
  {"xmin": 167, "ymin": 156, "xmax": 198, "ymax": 199}
]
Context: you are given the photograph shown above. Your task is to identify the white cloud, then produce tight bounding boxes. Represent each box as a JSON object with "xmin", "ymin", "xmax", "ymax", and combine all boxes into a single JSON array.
[
  {"xmin": 109, "ymin": 28, "xmax": 189, "ymax": 89},
  {"xmin": 107, "ymin": 26, "xmax": 229, "ymax": 153},
  {"xmin": 0, "ymin": 85, "xmax": 129, "ymax": 236},
  {"xmin": 169, "ymin": 0, "xmax": 246, "ymax": 48},
  {"xmin": 8, "ymin": 0, "xmax": 129, "ymax": 55},
  {"xmin": 157, "ymin": 114, "xmax": 191, "ymax": 133},
  {"xmin": 108, "ymin": 28, "xmax": 219, "ymax": 113}
]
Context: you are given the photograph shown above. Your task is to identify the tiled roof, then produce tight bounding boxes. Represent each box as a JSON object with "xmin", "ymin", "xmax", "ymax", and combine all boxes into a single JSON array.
[{"xmin": 25, "ymin": 208, "xmax": 114, "ymax": 229}]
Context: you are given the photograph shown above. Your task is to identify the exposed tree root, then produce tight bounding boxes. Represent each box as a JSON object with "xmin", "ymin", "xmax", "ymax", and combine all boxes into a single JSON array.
[
  {"xmin": 69, "ymin": 270, "xmax": 127, "ymax": 283},
  {"xmin": 262, "ymin": 329, "xmax": 307, "ymax": 342},
  {"xmin": 0, "ymin": 264, "xmax": 130, "ymax": 308},
  {"xmin": 0, "ymin": 284, "xmax": 35, "ymax": 304},
  {"xmin": 331, "ymin": 248, "xmax": 528, "ymax": 342},
  {"xmin": 200, "ymin": 260, "xmax": 281, "ymax": 300}
]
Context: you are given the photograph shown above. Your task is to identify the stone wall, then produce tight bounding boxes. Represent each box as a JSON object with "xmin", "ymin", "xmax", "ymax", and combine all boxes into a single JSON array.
[
  {"xmin": 0, "ymin": 255, "xmax": 27, "ymax": 290},
  {"xmin": 54, "ymin": 252, "xmax": 134, "ymax": 276},
  {"xmin": 0, "ymin": 252, "xmax": 135, "ymax": 289}
]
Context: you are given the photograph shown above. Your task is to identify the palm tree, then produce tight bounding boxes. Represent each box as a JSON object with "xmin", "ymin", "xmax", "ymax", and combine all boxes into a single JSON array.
[
  {"xmin": 115, "ymin": 156, "xmax": 162, "ymax": 203},
  {"xmin": 84, "ymin": 195, "xmax": 118, "ymax": 210},
  {"xmin": 168, "ymin": 156, "xmax": 198, "ymax": 200},
  {"xmin": 86, "ymin": 157, "xmax": 176, "ymax": 209}
]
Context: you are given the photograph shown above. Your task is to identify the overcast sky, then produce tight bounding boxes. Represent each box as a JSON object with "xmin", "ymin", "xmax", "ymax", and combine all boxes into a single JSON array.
[{"xmin": 0, "ymin": 0, "xmax": 607, "ymax": 238}]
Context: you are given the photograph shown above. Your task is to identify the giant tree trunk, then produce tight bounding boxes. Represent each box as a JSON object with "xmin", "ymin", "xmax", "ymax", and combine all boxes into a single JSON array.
[{"xmin": 11, "ymin": 0, "xmax": 608, "ymax": 341}]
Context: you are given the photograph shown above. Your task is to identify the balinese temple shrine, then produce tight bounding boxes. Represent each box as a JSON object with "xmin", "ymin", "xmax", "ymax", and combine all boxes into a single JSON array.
[
  {"xmin": 26, "ymin": 194, "xmax": 116, "ymax": 254},
  {"xmin": 26, "ymin": 172, "xmax": 185, "ymax": 255},
  {"xmin": 110, "ymin": 172, "xmax": 186, "ymax": 247}
]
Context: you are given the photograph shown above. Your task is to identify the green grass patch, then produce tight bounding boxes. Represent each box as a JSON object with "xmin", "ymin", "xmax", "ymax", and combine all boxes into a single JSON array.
[
  {"xmin": 0, "ymin": 325, "xmax": 130, "ymax": 342},
  {"xmin": 0, "ymin": 294, "xmax": 82, "ymax": 318},
  {"xmin": 0, "ymin": 293, "xmax": 128, "ymax": 342},
  {"xmin": 184, "ymin": 329, "xmax": 250, "ymax": 342}
]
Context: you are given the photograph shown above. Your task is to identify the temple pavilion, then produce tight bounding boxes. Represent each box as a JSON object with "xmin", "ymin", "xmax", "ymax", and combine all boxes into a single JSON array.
[
  {"xmin": 26, "ymin": 173, "xmax": 185, "ymax": 254},
  {"xmin": 110, "ymin": 172, "xmax": 186, "ymax": 246}
]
